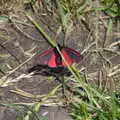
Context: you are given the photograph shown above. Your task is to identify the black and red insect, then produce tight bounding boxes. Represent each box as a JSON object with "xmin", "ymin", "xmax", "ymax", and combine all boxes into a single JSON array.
[{"xmin": 28, "ymin": 44, "xmax": 82, "ymax": 76}]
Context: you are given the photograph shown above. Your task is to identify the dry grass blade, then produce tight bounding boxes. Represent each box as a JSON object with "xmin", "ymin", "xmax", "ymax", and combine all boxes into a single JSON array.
[
  {"xmin": 7, "ymin": 53, "xmax": 35, "ymax": 75},
  {"xmin": 0, "ymin": 73, "xmax": 33, "ymax": 87},
  {"xmin": 23, "ymin": 84, "xmax": 61, "ymax": 120},
  {"xmin": 0, "ymin": 53, "xmax": 35, "ymax": 87},
  {"xmin": 108, "ymin": 41, "xmax": 120, "ymax": 48},
  {"xmin": 0, "ymin": 43, "xmax": 21, "ymax": 64},
  {"xmin": 10, "ymin": 88, "xmax": 54, "ymax": 99},
  {"xmin": 9, "ymin": 16, "xmax": 43, "ymax": 42},
  {"xmin": 108, "ymin": 64, "xmax": 120, "ymax": 77},
  {"xmin": 25, "ymin": 13, "xmax": 57, "ymax": 47}
]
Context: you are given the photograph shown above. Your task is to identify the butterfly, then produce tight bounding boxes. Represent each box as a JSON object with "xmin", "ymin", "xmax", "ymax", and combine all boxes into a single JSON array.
[{"xmin": 28, "ymin": 44, "xmax": 82, "ymax": 76}]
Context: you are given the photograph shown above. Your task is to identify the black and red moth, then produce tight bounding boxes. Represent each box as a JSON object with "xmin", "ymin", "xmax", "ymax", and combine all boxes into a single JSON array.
[{"xmin": 28, "ymin": 44, "xmax": 82, "ymax": 76}]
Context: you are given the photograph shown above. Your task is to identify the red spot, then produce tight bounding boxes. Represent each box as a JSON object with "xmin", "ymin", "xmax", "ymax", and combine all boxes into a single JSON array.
[
  {"xmin": 61, "ymin": 49, "xmax": 72, "ymax": 66},
  {"xmin": 48, "ymin": 53, "xmax": 57, "ymax": 67}
]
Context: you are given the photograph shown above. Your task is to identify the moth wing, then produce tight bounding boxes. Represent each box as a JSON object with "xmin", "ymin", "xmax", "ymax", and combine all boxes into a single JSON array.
[
  {"xmin": 36, "ymin": 48, "xmax": 53, "ymax": 65},
  {"xmin": 36, "ymin": 48, "xmax": 58, "ymax": 67},
  {"xmin": 61, "ymin": 47, "xmax": 82, "ymax": 66}
]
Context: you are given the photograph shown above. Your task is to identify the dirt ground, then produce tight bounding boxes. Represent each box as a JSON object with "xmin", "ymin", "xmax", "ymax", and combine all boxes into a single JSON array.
[
  {"xmin": 0, "ymin": 1, "xmax": 120, "ymax": 120},
  {"xmin": 0, "ymin": 2, "xmax": 84, "ymax": 119}
]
